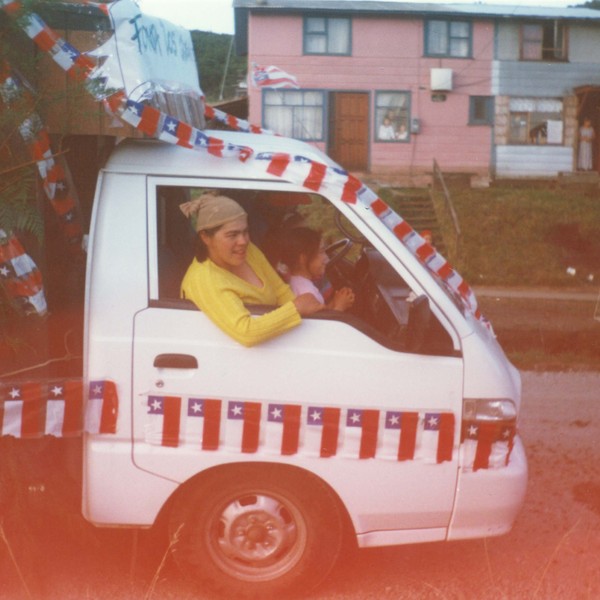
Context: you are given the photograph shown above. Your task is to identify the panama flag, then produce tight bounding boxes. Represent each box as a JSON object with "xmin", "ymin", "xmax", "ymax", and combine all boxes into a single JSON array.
[
  {"xmin": 86, "ymin": 380, "xmax": 118, "ymax": 434},
  {"xmin": 418, "ymin": 412, "xmax": 455, "ymax": 463},
  {"xmin": 305, "ymin": 406, "xmax": 341, "ymax": 458},
  {"xmin": 185, "ymin": 398, "xmax": 222, "ymax": 450},
  {"xmin": 264, "ymin": 403, "xmax": 302, "ymax": 455},
  {"xmin": 380, "ymin": 410, "xmax": 419, "ymax": 461},
  {"xmin": 224, "ymin": 401, "xmax": 262, "ymax": 453},
  {"xmin": 343, "ymin": 409, "xmax": 380, "ymax": 459}
]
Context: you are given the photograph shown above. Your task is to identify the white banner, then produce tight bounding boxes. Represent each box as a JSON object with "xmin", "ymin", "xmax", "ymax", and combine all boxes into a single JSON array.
[{"xmin": 90, "ymin": 0, "xmax": 202, "ymax": 102}]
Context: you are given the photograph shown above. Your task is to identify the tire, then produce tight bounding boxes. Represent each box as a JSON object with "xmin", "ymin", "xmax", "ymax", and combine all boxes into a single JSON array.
[{"xmin": 169, "ymin": 463, "xmax": 345, "ymax": 599}]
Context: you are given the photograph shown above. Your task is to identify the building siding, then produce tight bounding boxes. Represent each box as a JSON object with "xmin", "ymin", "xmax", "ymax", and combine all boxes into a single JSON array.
[
  {"xmin": 248, "ymin": 15, "xmax": 495, "ymax": 175},
  {"xmin": 496, "ymin": 146, "xmax": 573, "ymax": 177},
  {"xmin": 243, "ymin": 6, "xmax": 600, "ymax": 180}
]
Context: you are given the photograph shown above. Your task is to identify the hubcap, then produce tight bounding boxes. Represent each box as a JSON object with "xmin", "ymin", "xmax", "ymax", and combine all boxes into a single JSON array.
[{"xmin": 208, "ymin": 492, "xmax": 306, "ymax": 582}]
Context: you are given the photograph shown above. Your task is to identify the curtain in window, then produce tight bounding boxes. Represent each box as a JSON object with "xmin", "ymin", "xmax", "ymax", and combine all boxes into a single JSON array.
[{"xmin": 327, "ymin": 18, "xmax": 350, "ymax": 54}]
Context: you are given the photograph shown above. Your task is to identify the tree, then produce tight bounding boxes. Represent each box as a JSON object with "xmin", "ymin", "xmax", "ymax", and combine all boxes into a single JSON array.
[{"xmin": 191, "ymin": 31, "xmax": 247, "ymax": 103}]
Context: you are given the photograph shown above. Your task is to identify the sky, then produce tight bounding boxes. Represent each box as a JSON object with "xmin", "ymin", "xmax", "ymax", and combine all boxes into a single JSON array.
[{"xmin": 138, "ymin": 0, "xmax": 578, "ymax": 34}]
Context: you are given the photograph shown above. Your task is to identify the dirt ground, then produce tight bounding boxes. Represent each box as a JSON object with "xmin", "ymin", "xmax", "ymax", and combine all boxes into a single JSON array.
[{"xmin": 0, "ymin": 293, "xmax": 599, "ymax": 599}]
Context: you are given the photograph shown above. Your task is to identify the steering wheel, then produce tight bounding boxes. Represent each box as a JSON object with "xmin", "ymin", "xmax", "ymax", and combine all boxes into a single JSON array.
[{"xmin": 325, "ymin": 238, "xmax": 353, "ymax": 267}]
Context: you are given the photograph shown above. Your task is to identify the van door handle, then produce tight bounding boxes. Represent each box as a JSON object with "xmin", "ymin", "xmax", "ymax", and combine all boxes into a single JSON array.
[{"xmin": 153, "ymin": 354, "xmax": 198, "ymax": 369}]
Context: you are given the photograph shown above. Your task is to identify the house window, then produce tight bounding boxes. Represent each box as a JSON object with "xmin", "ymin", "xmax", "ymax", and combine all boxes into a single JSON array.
[
  {"xmin": 304, "ymin": 17, "xmax": 351, "ymax": 55},
  {"xmin": 469, "ymin": 96, "xmax": 494, "ymax": 125},
  {"xmin": 263, "ymin": 89, "xmax": 325, "ymax": 141},
  {"xmin": 508, "ymin": 98, "xmax": 563, "ymax": 145},
  {"xmin": 425, "ymin": 20, "xmax": 471, "ymax": 58},
  {"xmin": 375, "ymin": 92, "xmax": 410, "ymax": 142},
  {"xmin": 521, "ymin": 22, "xmax": 567, "ymax": 61}
]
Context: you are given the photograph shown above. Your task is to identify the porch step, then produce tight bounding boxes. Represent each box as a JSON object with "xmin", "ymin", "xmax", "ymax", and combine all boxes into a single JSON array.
[{"xmin": 387, "ymin": 192, "xmax": 446, "ymax": 254}]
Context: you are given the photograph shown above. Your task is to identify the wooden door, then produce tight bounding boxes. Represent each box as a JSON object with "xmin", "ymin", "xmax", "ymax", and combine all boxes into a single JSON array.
[{"xmin": 329, "ymin": 92, "xmax": 369, "ymax": 171}]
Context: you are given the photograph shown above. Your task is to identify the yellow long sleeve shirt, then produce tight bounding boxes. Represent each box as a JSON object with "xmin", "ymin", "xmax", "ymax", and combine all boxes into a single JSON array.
[{"xmin": 181, "ymin": 243, "xmax": 301, "ymax": 347}]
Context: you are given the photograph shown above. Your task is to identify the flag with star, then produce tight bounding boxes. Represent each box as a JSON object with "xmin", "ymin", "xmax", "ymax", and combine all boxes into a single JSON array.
[
  {"xmin": 45, "ymin": 380, "xmax": 83, "ymax": 436},
  {"xmin": 86, "ymin": 380, "xmax": 118, "ymax": 434},
  {"xmin": 224, "ymin": 400, "xmax": 261, "ymax": 453},
  {"xmin": 380, "ymin": 410, "xmax": 419, "ymax": 461},
  {"xmin": 461, "ymin": 420, "xmax": 516, "ymax": 471},
  {"xmin": 145, "ymin": 395, "xmax": 181, "ymax": 447},
  {"xmin": 185, "ymin": 397, "xmax": 222, "ymax": 450},
  {"xmin": 0, "ymin": 382, "xmax": 44, "ymax": 437},
  {"xmin": 305, "ymin": 406, "xmax": 341, "ymax": 458},
  {"xmin": 264, "ymin": 403, "xmax": 302, "ymax": 455},
  {"xmin": 343, "ymin": 408, "xmax": 380, "ymax": 459},
  {"xmin": 418, "ymin": 412, "xmax": 455, "ymax": 463}
]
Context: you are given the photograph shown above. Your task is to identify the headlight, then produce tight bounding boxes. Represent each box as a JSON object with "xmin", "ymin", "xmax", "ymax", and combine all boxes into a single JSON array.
[{"xmin": 463, "ymin": 398, "xmax": 517, "ymax": 422}]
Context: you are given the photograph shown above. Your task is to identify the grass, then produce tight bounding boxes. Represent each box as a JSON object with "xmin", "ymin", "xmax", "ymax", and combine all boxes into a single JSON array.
[{"xmin": 431, "ymin": 185, "xmax": 600, "ymax": 287}]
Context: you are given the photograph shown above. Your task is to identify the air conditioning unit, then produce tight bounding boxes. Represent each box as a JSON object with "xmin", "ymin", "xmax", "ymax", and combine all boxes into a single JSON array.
[{"xmin": 430, "ymin": 68, "xmax": 453, "ymax": 91}]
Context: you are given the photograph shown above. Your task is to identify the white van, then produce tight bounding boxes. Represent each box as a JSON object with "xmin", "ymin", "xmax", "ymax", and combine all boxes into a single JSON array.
[{"xmin": 84, "ymin": 133, "xmax": 527, "ymax": 598}]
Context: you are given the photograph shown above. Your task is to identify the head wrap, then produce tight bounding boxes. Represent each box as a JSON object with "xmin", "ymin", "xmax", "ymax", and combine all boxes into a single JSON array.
[{"xmin": 180, "ymin": 192, "xmax": 247, "ymax": 232}]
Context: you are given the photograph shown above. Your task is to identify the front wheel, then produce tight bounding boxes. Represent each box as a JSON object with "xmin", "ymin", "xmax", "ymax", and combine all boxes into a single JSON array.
[{"xmin": 169, "ymin": 464, "xmax": 346, "ymax": 599}]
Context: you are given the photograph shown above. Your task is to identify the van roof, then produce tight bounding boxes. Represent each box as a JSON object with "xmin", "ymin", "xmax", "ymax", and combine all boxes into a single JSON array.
[{"xmin": 104, "ymin": 133, "xmax": 337, "ymax": 181}]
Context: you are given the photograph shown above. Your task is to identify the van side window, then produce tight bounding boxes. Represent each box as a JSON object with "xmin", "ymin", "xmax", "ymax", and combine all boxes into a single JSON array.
[{"xmin": 153, "ymin": 186, "xmax": 456, "ymax": 356}]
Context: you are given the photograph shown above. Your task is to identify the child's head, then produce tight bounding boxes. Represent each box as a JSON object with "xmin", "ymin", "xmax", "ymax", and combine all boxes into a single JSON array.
[{"xmin": 281, "ymin": 226, "xmax": 327, "ymax": 280}]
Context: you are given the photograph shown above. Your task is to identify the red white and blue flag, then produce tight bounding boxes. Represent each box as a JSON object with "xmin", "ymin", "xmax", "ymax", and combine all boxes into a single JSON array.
[
  {"xmin": 305, "ymin": 406, "xmax": 341, "ymax": 458},
  {"xmin": 265, "ymin": 403, "xmax": 302, "ymax": 455},
  {"xmin": 0, "ymin": 379, "xmax": 117, "ymax": 438},
  {"xmin": 251, "ymin": 63, "xmax": 299, "ymax": 89},
  {"xmin": 185, "ymin": 397, "xmax": 222, "ymax": 450},
  {"xmin": 224, "ymin": 400, "xmax": 262, "ymax": 453},
  {"xmin": 343, "ymin": 408, "xmax": 380, "ymax": 459}
]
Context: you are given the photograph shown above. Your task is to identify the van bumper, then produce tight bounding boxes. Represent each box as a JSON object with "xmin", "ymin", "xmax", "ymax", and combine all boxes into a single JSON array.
[{"xmin": 447, "ymin": 436, "xmax": 528, "ymax": 540}]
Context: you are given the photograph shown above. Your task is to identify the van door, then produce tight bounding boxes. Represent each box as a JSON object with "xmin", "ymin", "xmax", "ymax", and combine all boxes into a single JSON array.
[{"xmin": 131, "ymin": 180, "xmax": 463, "ymax": 534}]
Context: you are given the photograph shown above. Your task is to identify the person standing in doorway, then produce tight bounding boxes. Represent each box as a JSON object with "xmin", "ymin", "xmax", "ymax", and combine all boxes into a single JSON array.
[{"xmin": 578, "ymin": 118, "xmax": 595, "ymax": 171}]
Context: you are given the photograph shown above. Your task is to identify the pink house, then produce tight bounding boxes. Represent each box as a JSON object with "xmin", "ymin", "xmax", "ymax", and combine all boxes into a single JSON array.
[{"xmin": 234, "ymin": 1, "xmax": 600, "ymax": 181}]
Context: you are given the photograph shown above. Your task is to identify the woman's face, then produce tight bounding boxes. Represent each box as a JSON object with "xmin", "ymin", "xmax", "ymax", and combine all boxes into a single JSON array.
[{"xmin": 201, "ymin": 216, "xmax": 250, "ymax": 270}]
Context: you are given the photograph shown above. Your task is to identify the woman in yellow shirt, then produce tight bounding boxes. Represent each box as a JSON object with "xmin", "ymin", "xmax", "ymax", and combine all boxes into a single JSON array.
[{"xmin": 180, "ymin": 192, "xmax": 322, "ymax": 347}]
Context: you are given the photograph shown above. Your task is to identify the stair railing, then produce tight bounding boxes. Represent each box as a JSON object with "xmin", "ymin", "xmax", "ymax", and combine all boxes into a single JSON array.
[{"xmin": 431, "ymin": 159, "xmax": 462, "ymax": 259}]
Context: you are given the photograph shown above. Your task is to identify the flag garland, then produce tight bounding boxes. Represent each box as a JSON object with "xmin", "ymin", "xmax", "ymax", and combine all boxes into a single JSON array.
[
  {"xmin": 0, "ymin": 229, "xmax": 47, "ymax": 316},
  {"xmin": 0, "ymin": 0, "xmax": 491, "ymax": 329},
  {"xmin": 142, "ymin": 394, "xmax": 509, "ymax": 470},
  {"xmin": 0, "ymin": 379, "xmax": 118, "ymax": 438}
]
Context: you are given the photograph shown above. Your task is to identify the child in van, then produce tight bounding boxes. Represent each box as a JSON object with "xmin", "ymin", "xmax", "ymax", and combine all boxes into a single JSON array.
[{"xmin": 280, "ymin": 226, "xmax": 355, "ymax": 312}]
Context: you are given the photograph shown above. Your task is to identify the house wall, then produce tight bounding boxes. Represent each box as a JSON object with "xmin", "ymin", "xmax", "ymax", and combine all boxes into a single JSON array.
[{"xmin": 247, "ymin": 15, "xmax": 496, "ymax": 176}]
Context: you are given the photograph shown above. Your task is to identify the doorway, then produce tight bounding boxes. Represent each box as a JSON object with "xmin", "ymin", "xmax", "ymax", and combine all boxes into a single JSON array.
[
  {"xmin": 575, "ymin": 86, "xmax": 600, "ymax": 172},
  {"xmin": 328, "ymin": 92, "xmax": 369, "ymax": 172}
]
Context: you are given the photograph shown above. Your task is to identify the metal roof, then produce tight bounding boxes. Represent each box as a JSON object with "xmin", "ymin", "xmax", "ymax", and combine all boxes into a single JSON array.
[{"xmin": 233, "ymin": 0, "xmax": 600, "ymax": 21}]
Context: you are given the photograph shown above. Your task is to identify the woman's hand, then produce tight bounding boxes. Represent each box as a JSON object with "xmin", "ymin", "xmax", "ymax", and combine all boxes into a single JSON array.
[
  {"xmin": 329, "ymin": 287, "xmax": 355, "ymax": 312},
  {"xmin": 293, "ymin": 293, "xmax": 324, "ymax": 316}
]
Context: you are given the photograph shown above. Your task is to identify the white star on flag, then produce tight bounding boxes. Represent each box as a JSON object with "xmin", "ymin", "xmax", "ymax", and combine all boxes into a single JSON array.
[
  {"xmin": 309, "ymin": 409, "xmax": 322, "ymax": 422},
  {"xmin": 51, "ymin": 385, "xmax": 63, "ymax": 397},
  {"xmin": 189, "ymin": 401, "xmax": 203, "ymax": 414}
]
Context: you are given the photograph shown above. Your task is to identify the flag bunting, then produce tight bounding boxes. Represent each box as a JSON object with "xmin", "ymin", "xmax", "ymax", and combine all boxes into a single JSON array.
[
  {"xmin": 0, "ymin": 379, "xmax": 118, "ymax": 438},
  {"xmin": 142, "ymin": 394, "xmax": 509, "ymax": 470},
  {"xmin": 0, "ymin": 0, "xmax": 491, "ymax": 329},
  {"xmin": 0, "ymin": 229, "xmax": 47, "ymax": 315}
]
